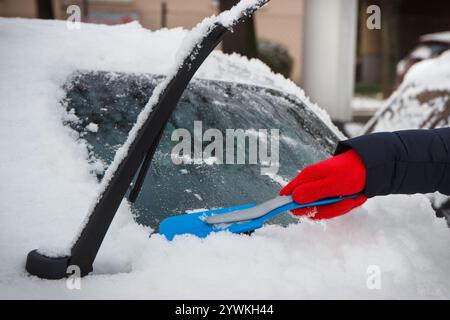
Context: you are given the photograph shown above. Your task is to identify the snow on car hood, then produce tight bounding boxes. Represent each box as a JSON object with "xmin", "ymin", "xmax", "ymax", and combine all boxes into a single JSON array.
[{"xmin": 0, "ymin": 17, "xmax": 450, "ymax": 299}]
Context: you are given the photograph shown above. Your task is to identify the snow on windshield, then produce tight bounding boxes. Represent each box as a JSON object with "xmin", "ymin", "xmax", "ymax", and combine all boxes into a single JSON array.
[
  {"xmin": 78, "ymin": 0, "xmax": 272, "ymax": 245},
  {"xmin": 0, "ymin": 11, "xmax": 450, "ymax": 298}
]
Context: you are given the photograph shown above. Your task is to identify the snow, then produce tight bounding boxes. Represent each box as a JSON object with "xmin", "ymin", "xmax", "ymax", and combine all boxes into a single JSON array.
[
  {"xmin": 405, "ymin": 50, "xmax": 450, "ymax": 87},
  {"xmin": 352, "ymin": 97, "xmax": 385, "ymax": 112},
  {"xmin": 420, "ymin": 31, "xmax": 450, "ymax": 44},
  {"xmin": 343, "ymin": 122, "xmax": 365, "ymax": 138},
  {"xmin": 3, "ymin": 194, "xmax": 450, "ymax": 299},
  {"xmin": 362, "ymin": 49, "xmax": 450, "ymax": 133},
  {"xmin": 217, "ymin": 0, "xmax": 268, "ymax": 27},
  {"xmin": 85, "ymin": 122, "xmax": 98, "ymax": 133},
  {"xmin": 1, "ymin": 5, "xmax": 450, "ymax": 299}
]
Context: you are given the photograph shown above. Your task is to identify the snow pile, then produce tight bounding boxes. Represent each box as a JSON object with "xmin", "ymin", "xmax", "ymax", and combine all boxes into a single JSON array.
[
  {"xmin": 363, "ymin": 50, "xmax": 450, "ymax": 223},
  {"xmin": 368, "ymin": 91, "xmax": 449, "ymax": 133},
  {"xmin": 2, "ymin": 194, "xmax": 450, "ymax": 299},
  {"xmin": 0, "ymin": 12, "xmax": 449, "ymax": 298},
  {"xmin": 352, "ymin": 97, "xmax": 385, "ymax": 113},
  {"xmin": 218, "ymin": 0, "xmax": 267, "ymax": 27},
  {"xmin": 344, "ymin": 122, "xmax": 366, "ymax": 138}
]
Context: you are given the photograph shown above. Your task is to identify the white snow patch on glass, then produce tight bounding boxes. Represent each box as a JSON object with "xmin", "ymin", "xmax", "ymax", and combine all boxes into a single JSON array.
[{"xmin": 85, "ymin": 122, "xmax": 99, "ymax": 133}]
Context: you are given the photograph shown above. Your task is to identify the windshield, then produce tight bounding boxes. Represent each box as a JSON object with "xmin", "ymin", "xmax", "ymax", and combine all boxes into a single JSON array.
[{"xmin": 62, "ymin": 71, "xmax": 339, "ymax": 229}]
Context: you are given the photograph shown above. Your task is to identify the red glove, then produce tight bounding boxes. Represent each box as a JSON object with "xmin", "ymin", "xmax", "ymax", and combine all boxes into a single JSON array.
[{"xmin": 280, "ymin": 149, "xmax": 367, "ymax": 220}]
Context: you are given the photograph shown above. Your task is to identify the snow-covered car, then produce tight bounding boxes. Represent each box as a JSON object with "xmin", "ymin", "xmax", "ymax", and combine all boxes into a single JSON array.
[
  {"xmin": 1, "ymin": 4, "xmax": 450, "ymax": 298},
  {"xmin": 363, "ymin": 50, "xmax": 450, "ymax": 225},
  {"xmin": 63, "ymin": 70, "xmax": 339, "ymax": 229},
  {"xmin": 395, "ymin": 31, "xmax": 450, "ymax": 87},
  {"xmin": 364, "ymin": 50, "xmax": 450, "ymax": 134}
]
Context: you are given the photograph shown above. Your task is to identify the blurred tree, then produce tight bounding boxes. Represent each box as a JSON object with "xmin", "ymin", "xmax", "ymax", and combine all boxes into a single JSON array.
[
  {"xmin": 36, "ymin": 0, "xmax": 54, "ymax": 19},
  {"xmin": 258, "ymin": 40, "xmax": 293, "ymax": 78},
  {"xmin": 219, "ymin": 0, "xmax": 258, "ymax": 59},
  {"xmin": 161, "ymin": 1, "xmax": 168, "ymax": 28},
  {"xmin": 82, "ymin": 0, "xmax": 89, "ymax": 21}
]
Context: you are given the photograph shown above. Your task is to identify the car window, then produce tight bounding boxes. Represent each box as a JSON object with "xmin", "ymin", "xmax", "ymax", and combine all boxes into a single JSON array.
[
  {"xmin": 428, "ymin": 43, "xmax": 450, "ymax": 57},
  {"xmin": 62, "ymin": 71, "xmax": 339, "ymax": 229}
]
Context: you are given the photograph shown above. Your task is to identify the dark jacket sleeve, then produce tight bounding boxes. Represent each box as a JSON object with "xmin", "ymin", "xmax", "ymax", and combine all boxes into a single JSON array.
[{"xmin": 335, "ymin": 128, "xmax": 450, "ymax": 197}]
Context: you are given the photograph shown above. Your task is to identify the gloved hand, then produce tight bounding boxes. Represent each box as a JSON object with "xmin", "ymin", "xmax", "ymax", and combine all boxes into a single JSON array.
[{"xmin": 280, "ymin": 149, "xmax": 367, "ymax": 220}]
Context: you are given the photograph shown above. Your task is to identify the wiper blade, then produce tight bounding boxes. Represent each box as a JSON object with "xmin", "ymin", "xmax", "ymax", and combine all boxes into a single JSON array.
[{"xmin": 128, "ymin": 128, "xmax": 164, "ymax": 203}]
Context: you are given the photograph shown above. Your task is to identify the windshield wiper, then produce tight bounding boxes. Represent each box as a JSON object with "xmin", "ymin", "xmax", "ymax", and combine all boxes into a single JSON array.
[{"xmin": 128, "ymin": 127, "xmax": 164, "ymax": 203}]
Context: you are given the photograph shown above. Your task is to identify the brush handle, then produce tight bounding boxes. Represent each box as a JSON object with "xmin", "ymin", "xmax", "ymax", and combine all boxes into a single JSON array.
[
  {"xmin": 159, "ymin": 193, "xmax": 362, "ymax": 240},
  {"xmin": 205, "ymin": 194, "xmax": 360, "ymax": 225}
]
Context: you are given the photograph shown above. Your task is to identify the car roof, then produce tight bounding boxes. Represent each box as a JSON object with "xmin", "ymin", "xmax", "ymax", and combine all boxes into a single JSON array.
[{"xmin": 420, "ymin": 31, "xmax": 450, "ymax": 44}]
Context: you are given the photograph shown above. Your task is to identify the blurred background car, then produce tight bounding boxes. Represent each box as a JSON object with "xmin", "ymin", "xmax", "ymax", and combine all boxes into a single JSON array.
[
  {"xmin": 361, "ymin": 49, "xmax": 450, "ymax": 226},
  {"xmin": 395, "ymin": 31, "xmax": 450, "ymax": 88}
]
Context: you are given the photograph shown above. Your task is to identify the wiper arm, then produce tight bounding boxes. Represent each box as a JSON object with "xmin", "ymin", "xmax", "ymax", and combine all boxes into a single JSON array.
[{"xmin": 128, "ymin": 127, "xmax": 164, "ymax": 203}]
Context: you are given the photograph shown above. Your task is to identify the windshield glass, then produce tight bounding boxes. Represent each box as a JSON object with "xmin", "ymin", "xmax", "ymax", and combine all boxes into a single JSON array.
[
  {"xmin": 62, "ymin": 71, "xmax": 339, "ymax": 229},
  {"xmin": 364, "ymin": 86, "xmax": 450, "ymax": 133}
]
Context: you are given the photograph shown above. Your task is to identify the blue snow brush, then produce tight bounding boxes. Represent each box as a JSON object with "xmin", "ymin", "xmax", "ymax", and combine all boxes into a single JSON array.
[{"xmin": 159, "ymin": 194, "xmax": 359, "ymax": 240}]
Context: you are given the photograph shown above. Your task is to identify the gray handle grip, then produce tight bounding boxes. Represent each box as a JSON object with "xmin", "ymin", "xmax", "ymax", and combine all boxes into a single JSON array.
[{"xmin": 205, "ymin": 196, "xmax": 293, "ymax": 225}]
